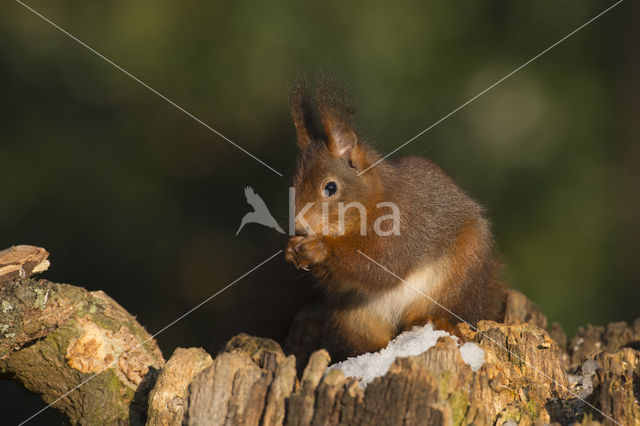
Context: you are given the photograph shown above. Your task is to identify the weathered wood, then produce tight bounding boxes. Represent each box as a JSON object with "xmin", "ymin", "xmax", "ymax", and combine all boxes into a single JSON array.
[
  {"xmin": 0, "ymin": 277, "xmax": 165, "ymax": 425},
  {"xmin": 592, "ymin": 348, "xmax": 640, "ymax": 425},
  {"xmin": 0, "ymin": 245, "xmax": 49, "ymax": 284},
  {"xmin": 182, "ymin": 321, "xmax": 573, "ymax": 425},
  {"xmin": 147, "ymin": 347, "xmax": 213, "ymax": 426},
  {"xmin": 180, "ymin": 290, "xmax": 639, "ymax": 426},
  {"xmin": 568, "ymin": 320, "xmax": 640, "ymax": 369},
  {"xmin": 2, "ymin": 245, "xmax": 639, "ymax": 425}
]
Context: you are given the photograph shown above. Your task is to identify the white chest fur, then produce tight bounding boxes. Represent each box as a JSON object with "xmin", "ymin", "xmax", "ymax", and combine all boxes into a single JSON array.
[{"xmin": 365, "ymin": 256, "xmax": 450, "ymax": 327}]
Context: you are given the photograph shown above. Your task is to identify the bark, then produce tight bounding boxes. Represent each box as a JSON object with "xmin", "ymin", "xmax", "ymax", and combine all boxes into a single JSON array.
[
  {"xmin": 0, "ymin": 246, "xmax": 165, "ymax": 425},
  {"xmin": 0, "ymin": 245, "xmax": 50, "ymax": 283},
  {"xmin": 181, "ymin": 290, "xmax": 640, "ymax": 426},
  {"xmin": 147, "ymin": 348, "xmax": 213, "ymax": 426},
  {"xmin": 1, "ymin": 245, "xmax": 639, "ymax": 425}
]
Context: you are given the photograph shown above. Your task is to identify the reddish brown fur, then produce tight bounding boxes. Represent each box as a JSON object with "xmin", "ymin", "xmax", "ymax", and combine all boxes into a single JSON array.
[{"xmin": 285, "ymin": 76, "xmax": 505, "ymax": 360}]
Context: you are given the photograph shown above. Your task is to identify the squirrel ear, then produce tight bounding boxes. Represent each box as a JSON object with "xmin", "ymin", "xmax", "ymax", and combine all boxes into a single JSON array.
[
  {"xmin": 289, "ymin": 78, "xmax": 314, "ymax": 150},
  {"xmin": 314, "ymin": 75, "xmax": 367, "ymax": 169},
  {"xmin": 325, "ymin": 122, "xmax": 356, "ymax": 157},
  {"xmin": 324, "ymin": 121, "xmax": 368, "ymax": 170}
]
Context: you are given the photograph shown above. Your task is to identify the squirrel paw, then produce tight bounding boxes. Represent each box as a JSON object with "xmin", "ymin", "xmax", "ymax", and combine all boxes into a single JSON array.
[{"xmin": 285, "ymin": 235, "xmax": 328, "ymax": 271}]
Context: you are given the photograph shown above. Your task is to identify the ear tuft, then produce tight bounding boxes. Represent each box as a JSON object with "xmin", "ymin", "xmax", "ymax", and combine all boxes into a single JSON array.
[
  {"xmin": 289, "ymin": 76, "xmax": 315, "ymax": 150},
  {"xmin": 315, "ymin": 75, "xmax": 361, "ymax": 165},
  {"xmin": 315, "ymin": 74, "xmax": 355, "ymax": 131},
  {"xmin": 290, "ymin": 74, "xmax": 375, "ymax": 171}
]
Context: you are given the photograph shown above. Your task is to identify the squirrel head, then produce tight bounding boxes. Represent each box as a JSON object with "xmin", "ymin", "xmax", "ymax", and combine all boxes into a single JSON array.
[{"xmin": 289, "ymin": 76, "xmax": 386, "ymax": 237}]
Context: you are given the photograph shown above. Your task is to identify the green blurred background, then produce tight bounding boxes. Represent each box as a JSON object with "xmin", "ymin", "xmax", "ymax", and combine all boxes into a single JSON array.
[{"xmin": 1, "ymin": 0, "xmax": 638, "ymax": 423}]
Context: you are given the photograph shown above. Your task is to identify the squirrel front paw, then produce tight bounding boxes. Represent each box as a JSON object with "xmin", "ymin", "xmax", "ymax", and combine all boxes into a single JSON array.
[{"xmin": 285, "ymin": 235, "xmax": 329, "ymax": 271}]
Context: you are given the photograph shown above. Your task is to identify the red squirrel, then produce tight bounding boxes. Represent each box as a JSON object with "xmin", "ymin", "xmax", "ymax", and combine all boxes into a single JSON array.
[{"xmin": 285, "ymin": 77, "xmax": 504, "ymax": 358}]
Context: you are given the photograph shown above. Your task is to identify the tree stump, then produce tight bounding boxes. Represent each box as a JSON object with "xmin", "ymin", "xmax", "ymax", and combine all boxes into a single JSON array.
[{"xmin": 1, "ymin": 245, "xmax": 638, "ymax": 425}]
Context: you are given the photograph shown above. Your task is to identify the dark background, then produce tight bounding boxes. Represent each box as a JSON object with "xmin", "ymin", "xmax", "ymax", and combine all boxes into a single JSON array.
[{"xmin": 1, "ymin": 0, "xmax": 638, "ymax": 423}]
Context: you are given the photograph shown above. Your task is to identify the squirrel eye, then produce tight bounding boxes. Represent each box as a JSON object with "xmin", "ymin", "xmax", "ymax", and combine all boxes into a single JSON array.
[{"xmin": 323, "ymin": 181, "xmax": 338, "ymax": 197}]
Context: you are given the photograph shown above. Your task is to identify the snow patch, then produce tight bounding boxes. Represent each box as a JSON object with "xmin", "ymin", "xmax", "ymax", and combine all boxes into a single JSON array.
[
  {"xmin": 327, "ymin": 323, "xmax": 485, "ymax": 387},
  {"xmin": 459, "ymin": 342, "xmax": 485, "ymax": 372}
]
